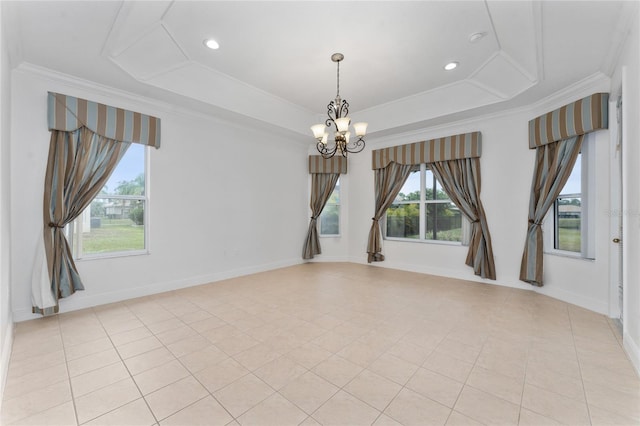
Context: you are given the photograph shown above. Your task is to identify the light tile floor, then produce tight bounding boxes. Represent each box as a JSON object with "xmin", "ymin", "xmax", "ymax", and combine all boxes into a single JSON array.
[{"xmin": 2, "ymin": 263, "xmax": 639, "ymax": 425}]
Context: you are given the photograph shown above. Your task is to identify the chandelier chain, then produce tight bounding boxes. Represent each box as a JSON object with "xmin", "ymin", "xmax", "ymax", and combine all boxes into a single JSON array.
[{"xmin": 336, "ymin": 60, "xmax": 340, "ymax": 97}]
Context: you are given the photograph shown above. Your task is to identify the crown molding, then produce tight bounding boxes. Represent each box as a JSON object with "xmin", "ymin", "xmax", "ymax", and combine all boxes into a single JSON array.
[
  {"xmin": 13, "ymin": 62, "xmax": 308, "ymax": 143},
  {"xmin": 601, "ymin": 0, "xmax": 639, "ymax": 77},
  {"xmin": 366, "ymin": 71, "xmax": 610, "ymax": 149},
  {"xmin": 527, "ymin": 72, "xmax": 611, "ymax": 118}
]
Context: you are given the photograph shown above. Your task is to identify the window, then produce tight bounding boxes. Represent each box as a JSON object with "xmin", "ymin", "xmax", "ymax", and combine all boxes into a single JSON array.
[
  {"xmin": 385, "ymin": 164, "xmax": 466, "ymax": 243},
  {"xmin": 320, "ymin": 178, "xmax": 340, "ymax": 236},
  {"xmin": 554, "ymin": 155, "xmax": 581, "ymax": 253},
  {"xmin": 545, "ymin": 133, "xmax": 595, "ymax": 259},
  {"xmin": 67, "ymin": 143, "xmax": 148, "ymax": 259}
]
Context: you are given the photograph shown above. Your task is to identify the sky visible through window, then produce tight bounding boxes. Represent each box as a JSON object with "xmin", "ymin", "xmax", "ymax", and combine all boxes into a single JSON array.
[
  {"xmin": 397, "ymin": 161, "xmax": 582, "ymax": 200},
  {"xmin": 103, "ymin": 144, "xmax": 144, "ymax": 195},
  {"xmin": 396, "ymin": 169, "xmax": 447, "ymax": 200},
  {"xmin": 562, "ymin": 154, "xmax": 581, "ymax": 194},
  {"xmin": 396, "ymin": 170, "xmax": 420, "ymax": 201}
]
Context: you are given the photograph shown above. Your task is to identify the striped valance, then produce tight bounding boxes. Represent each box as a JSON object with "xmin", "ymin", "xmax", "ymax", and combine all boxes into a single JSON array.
[
  {"xmin": 372, "ymin": 132, "xmax": 481, "ymax": 170},
  {"xmin": 528, "ymin": 93, "xmax": 608, "ymax": 148},
  {"xmin": 48, "ymin": 92, "xmax": 161, "ymax": 148},
  {"xmin": 308, "ymin": 155, "xmax": 347, "ymax": 174}
]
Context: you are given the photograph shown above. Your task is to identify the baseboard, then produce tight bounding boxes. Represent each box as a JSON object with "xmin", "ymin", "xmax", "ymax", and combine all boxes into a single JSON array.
[
  {"xmin": 533, "ymin": 284, "xmax": 608, "ymax": 315},
  {"xmin": 307, "ymin": 256, "xmax": 350, "ymax": 263},
  {"xmin": 0, "ymin": 314, "xmax": 14, "ymax": 412},
  {"xmin": 15, "ymin": 255, "xmax": 611, "ymax": 322},
  {"xmin": 623, "ymin": 331, "xmax": 640, "ymax": 378},
  {"xmin": 347, "ymin": 255, "xmax": 511, "ymax": 286},
  {"xmin": 347, "ymin": 255, "xmax": 609, "ymax": 314},
  {"xmin": 13, "ymin": 258, "xmax": 303, "ymax": 322}
]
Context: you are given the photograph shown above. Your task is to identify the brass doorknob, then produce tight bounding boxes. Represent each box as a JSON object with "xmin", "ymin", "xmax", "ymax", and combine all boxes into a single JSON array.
[{"xmin": 613, "ymin": 238, "xmax": 621, "ymax": 243}]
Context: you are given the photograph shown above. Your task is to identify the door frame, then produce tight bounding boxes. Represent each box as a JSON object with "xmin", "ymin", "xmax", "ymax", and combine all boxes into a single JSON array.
[{"xmin": 609, "ymin": 92, "xmax": 623, "ymax": 321}]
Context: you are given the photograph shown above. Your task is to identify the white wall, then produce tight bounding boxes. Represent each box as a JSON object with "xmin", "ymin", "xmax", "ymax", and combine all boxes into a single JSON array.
[
  {"xmin": 0, "ymin": 1, "xmax": 14, "ymax": 405},
  {"xmin": 611, "ymin": 4, "xmax": 640, "ymax": 374},
  {"xmin": 10, "ymin": 65, "xmax": 309, "ymax": 321},
  {"xmin": 317, "ymin": 77, "xmax": 615, "ymax": 316}
]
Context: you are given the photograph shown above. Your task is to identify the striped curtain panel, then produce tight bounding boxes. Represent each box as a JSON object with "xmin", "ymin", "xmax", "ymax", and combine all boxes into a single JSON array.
[
  {"xmin": 520, "ymin": 92, "xmax": 608, "ymax": 286},
  {"xmin": 431, "ymin": 158, "xmax": 496, "ymax": 280},
  {"xmin": 367, "ymin": 162, "xmax": 414, "ymax": 262},
  {"xmin": 33, "ymin": 129, "xmax": 131, "ymax": 315},
  {"xmin": 372, "ymin": 132, "xmax": 481, "ymax": 169},
  {"xmin": 528, "ymin": 93, "xmax": 607, "ymax": 148},
  {"xmin": 520, "ymin": 135, "xmax": 583, "ymax": 286},
  {"xmin": 47, "ymin": 92, "xmax": 161, "ymax": 148},
  {"xmin": 302, "ymin": 156, "xmax": 346, "ymax": 260},
  {"xmin": 32, "ymin": 93, "xmax": 161, "ymax": 315}
]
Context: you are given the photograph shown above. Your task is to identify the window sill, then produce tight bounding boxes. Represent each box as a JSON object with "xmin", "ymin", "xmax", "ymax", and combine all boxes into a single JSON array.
[
  {"xmin": 75, "ymin": 250, "xmax": 150, "ymax": 262},
  {"xmin": 385, "ymin": 237, "xmax": 464, "ymax": 247},
  {"xmin": 319, "ymin": 234, "xmax": 341, "ymax": 238},
  {"xmin": 544, "ymin": 250, "xmax": 595, "ymax": 262}
]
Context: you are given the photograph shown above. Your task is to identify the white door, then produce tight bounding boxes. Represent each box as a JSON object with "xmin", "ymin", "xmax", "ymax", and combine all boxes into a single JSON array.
[{"xmin": 610, "ymin": 94, "xmax": 623, "ymax": 322}]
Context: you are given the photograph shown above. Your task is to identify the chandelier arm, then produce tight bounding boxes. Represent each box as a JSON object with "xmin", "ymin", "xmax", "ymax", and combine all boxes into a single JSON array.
[
  {"xmin": 325, "ymin": 99, "xmax": 350, "ymax": 131},
  {"xmin": 324, "ymin": 119, "xmax": 335, "ymax": 131},
  {"xmin": 326, "ymin": 101, "xmax": 337, "ymax": 130},
  {"xmin": 339, "ymin": 100, "xmax": 349, "ymax": 119},
  {"xmin": 316, "ymin": 141, "xmax": 338, "ymax": 159},
  {"xmin": 345, "ymin": 137, "xmax": 366, "ymax": 154}
]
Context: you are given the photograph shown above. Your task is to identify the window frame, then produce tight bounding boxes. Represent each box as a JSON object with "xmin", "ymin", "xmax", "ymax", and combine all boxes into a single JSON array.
[
  {"xmin": 67, "ymin": 145, "xmax": 150, "ymax": 260},
  {"xmin": 383, "ymin": 164, "xmax": 469, "ymax": 245},
  {"xmin": 319, "ymin": 177, "xmax": 340, "ymax": 237},
  {"xmin": 544, "ymin": 132, "xmax": 595, "ymax": 260}
]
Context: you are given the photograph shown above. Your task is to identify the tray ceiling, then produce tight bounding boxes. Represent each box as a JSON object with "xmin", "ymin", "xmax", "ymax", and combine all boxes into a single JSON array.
[{"xmin": 3, "ymin": 1, "xmax": 631, "ymax": 136}]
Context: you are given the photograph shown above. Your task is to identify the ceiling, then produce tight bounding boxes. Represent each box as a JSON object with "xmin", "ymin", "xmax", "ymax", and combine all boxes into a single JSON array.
[{"xmin": 2, "ymin": 1, "xmax": 634, "ymax": 137}]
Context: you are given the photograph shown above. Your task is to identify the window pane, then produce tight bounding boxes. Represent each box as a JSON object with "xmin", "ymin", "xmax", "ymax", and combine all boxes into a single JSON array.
[
  {"xmin": 386, "ymin": 203, "xmax": 420, "ymax": 238},
  {"xmin": 554, "ymin": 153, "xmax": 581, "ymax": 253},
  {"xmin": 101, "ymin": 144, "xmax": 145, "ymax": 196},
  {"xmin": 556, "ymin": 196, "xmax": 581, "ymax": 252},
  {"xmin": 81, "ymin": 198, "xmax": 145, "ymax": 255},
  {"xmin": 425, "ymin": 202, "xmax": 462, "ymax": 241},
  {"xmin": 394, "ymin": 171, "xmax": 420, "ymax": 202},
  {"xmin": 425, "ymin": 169, "xmax": 449, "ymax": 200},
  {"xmin": 331, "ymin": 180, "xmax": 340, "ymax": 204},
  {"xmin": 320, "ymin": 179, "xmax": 339, "ymax": 235},
  {"xmin": 561, "ymin": 153, "xmax": 581, "ymax": 195},
  {"xmin": 320, "ymin": 204, "xmax": 339, "ymax": 235}
]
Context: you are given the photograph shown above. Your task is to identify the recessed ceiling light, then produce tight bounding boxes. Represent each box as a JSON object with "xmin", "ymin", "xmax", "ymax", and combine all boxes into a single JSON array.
[
  {"xmin": 204, "ymin": 39, "xmax": 219, "ymax": 50},
  {"xmin": 469, "ymin": 32, "xmax": 487, "ymax": 43},
  {"xmin": 444, "ymin": 62, "xmax": 458, "ymax": 71}
]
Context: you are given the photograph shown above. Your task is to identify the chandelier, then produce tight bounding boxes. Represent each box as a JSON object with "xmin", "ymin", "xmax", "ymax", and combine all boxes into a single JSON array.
[{"xmin": 311, "ymin": 53, "xmax": 368, "ymax": 159}]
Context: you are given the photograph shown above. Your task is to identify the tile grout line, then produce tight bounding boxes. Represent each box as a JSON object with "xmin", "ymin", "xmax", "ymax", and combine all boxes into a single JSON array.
[
  {"xmin": 319, "ymin": 317, "xmax": 451, "ymax": 425},
  {"xmin": 340, "ymin": 325, "xmax": 414, "ymax": 426},
  {"xmin": 444, "ymin": 288, "xmax": 529, "ymax": 425},
  {"xmin": 270, "ymin": 328, "xmax": 389, "ymax": 423},
  {"xmin": 132, "ymin": 295, "xmax": 295, "ymax": 423},
  {"xmin": 121, "ymin": 299, "xmax": 239, "ymax": 424},
  {"xmin": 91, "ymin": 303, "xmax": 162, "ymax": 425},
  {"xmin": 515, "ymin": 319, "xmax": 533, "ymax": 425},
  {"xmin": 5, "ymin": 316, "xmax": 79, "ymax": 425},
  {"xmin": 436, "ymin": 314, "xmax": 486, "ymax": 426},
  {"xmin": 57, "ymin": 315, "xmax": 83, "ymax": 426},
  {"xmin": 504, "ymin": 289, "xmax": 532, "ymax": 426},
  {"xmin": 127, "ymin": 294, "xmax": 288, "ymax": 422},
  {"xmin": 566, "ymin": 306, "xmax": 594, "ymax": 426}
]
